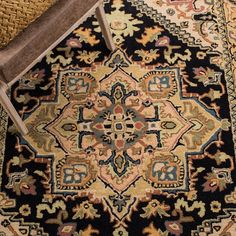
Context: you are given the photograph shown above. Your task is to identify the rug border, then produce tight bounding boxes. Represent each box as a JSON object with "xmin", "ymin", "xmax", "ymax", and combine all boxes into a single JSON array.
[
  {"xmin": 0, "ymin": 106, "xmax": 8, "ymax": 189},
  {"xmin": 217, "ymin": 0, "xmax": 236, "ymax": 151}
]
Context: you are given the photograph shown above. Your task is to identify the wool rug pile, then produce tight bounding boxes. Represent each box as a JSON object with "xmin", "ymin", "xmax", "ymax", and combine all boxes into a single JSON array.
[{"xmin": 0, "ymin": 0, "xmax": 235, "ymax": 235}]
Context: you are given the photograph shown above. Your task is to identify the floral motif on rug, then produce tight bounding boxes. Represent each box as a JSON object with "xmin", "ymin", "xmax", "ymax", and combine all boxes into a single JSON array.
[{"xmin": 0, "ymin": 0, "xmax": 236, "ymax": 235}]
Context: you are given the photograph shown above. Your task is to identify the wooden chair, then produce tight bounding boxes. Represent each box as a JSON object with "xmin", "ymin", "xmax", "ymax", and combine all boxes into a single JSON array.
[{"xmin": 0, "ymin": 0, "xmax": 115, "ymax": 135}]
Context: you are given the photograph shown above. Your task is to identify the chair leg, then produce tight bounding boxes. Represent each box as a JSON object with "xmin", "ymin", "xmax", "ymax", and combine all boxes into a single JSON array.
[
  {"xmin": 0, "ymin": 83, "xmax": 28, "ymax": 135},
  {"xmin": 95, "ymin": 2, "xmax": 116, "ymax": 51}
]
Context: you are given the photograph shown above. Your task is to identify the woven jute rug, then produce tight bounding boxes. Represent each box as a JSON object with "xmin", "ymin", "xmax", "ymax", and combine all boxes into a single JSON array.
[
  {"xmin": 0, "ymin": 0, "xmax": 57, "ymax": 48},
  {"xmin": 0, "ymin": 0, "xmax": 235, "ymax": 235}
]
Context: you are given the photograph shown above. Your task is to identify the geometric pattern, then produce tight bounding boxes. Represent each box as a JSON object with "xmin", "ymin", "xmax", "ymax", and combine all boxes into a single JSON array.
[{"xmin": 0, "ymin": 0, "xmax": 235, "ymax": 235}]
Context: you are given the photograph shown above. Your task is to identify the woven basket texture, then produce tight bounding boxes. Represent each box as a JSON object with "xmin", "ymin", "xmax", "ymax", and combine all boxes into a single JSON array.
[{"xmin": 0, "ymin": 0, "xmax": 57, "ymax": 48}]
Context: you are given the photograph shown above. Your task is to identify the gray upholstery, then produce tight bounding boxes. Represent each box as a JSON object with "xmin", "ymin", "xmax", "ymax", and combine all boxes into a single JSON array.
[{"xmin": 0, "ymin": 0, "xmax": 98, "ymax": 83}]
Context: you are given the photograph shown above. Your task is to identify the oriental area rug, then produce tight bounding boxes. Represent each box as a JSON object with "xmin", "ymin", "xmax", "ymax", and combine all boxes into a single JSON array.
[{"xmin": 0, "ymin": 0, "xmax": 236, "ymax": 235}]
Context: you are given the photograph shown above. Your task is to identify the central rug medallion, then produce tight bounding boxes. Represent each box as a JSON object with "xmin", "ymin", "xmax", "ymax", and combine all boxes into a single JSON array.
[
  {"xmin": 92, "ymin": 102, "xmax": 147, "ymax": 151},
  {"xmin": 24, "ymin": 48, "xmax": 222, "ymax": 200}
]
